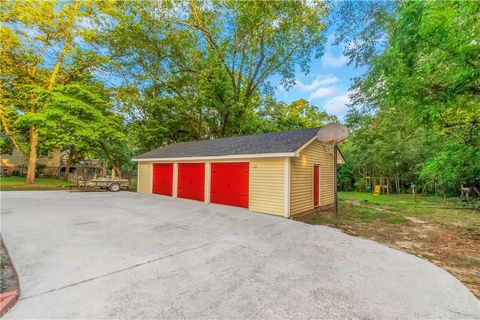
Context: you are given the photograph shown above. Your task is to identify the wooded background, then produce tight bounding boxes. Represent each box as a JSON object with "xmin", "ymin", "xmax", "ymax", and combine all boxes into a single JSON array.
[{"xmin": 1, "ymin": 0, "xmax": 478, "ymax": 195}]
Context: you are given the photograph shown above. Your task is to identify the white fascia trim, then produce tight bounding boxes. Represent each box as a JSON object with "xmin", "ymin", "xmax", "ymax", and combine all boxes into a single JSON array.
[
  {"xmin": 132, "ymin": 152, "xmax": 295, "ymax": 162},
  {"xmin": 293, "ymin": 136, "xmax": 318, "ymax": 156}
]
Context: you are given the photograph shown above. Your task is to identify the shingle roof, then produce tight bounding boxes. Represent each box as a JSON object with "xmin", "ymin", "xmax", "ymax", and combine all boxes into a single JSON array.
[{"xmin": 134, "ymin": 127, "xmax": 320, "ymax": 160}]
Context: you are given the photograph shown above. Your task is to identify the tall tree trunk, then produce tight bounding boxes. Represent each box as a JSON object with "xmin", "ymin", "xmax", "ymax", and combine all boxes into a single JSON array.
[
  {"xmin": 396, "ymin": 173, "xmax": 400, "ymax": 193},
  {"xmin": 46, "ymin": 0, "xmax": 78, "ymax": 90},
  {"xmin": 63, "ymin": 148, "xmax": 74, "ymax": 181},
  {"xmin": 25, "ymin": 125, "xmax": 38, "ymax": 184},
  {"xmin": 112, "ymin": 162, "xmax": 121, "ymax": 179},
  {"xmin": 99, "ymin": 162, "xmax": 107, "ymax": 178},
  {"xmin": 99, "ymin": 141, "xmax": 121, "ymax": 179},
  {"xmin": 220, "ymin": 112, "xmax": 229, "ymax": 137},
  {"xmin": 24, "ymin": 1, "xmax": 78, "ymax": 184}
]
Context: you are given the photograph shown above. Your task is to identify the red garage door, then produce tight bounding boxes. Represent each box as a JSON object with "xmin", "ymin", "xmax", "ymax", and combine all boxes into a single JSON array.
[
  {"xmin": 177, "ymin": 163, "xmax": 205, "ymax": 201},
  {"xmin": 152, "ymin": 163, "xmax": 173, "ymax": 196},
  {"xmin": 210, "ymin": 162, "xmax": 249, "ymax": 208}
]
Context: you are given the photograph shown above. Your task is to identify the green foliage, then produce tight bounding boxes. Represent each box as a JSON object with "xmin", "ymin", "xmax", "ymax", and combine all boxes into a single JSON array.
[
  {"xmin": 338, "ymin": 1, "xmax": 480, "ymax": 195},
  {"xmin": 259, "ymin": 98, "xmax": 337, "ymax": 132},
  {"xmin": 97, "ymin": 0, "xmax": 329, "ymax": 152},
  {"xmin": 0, "ymin": 0, "xmax": 127, "ymax": 178},
  {"xmin": 40, "ymin": 82, "xmax": 127, "ymax": 164},
  {"xmin": 421, "ymin": 139, "xmax": 480, "ymax": 194},
  {"xmin": 2, "ymin": 0, "xmax": 334, "ymax": 176}
]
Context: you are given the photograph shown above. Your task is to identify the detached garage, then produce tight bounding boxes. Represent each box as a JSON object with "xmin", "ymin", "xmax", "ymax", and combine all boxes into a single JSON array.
[{"xmin": 134, "ymin": 127, "xmax": 344, "ymax": 218}]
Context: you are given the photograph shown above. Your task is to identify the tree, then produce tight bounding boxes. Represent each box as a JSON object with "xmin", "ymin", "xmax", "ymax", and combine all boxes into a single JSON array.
[
  {"xmin": 33, "ymin": 81, "xmax": 126, "ymax": 180},
  {"xmin": 1, "ymin": 0, "xmax": 106, "ymax": 183},
  {"xmin": 98, "ymin": 0, "xmax": 329, "ymax": 145},
  {"xmin": 259, "ymin": 98, "xmax": 337, "ymax": 132},
  {"xmin": 336, "ymin": 1, "xmax": 480, "ymax": 194},
  {"xmin": 332, "ymin": 0, "xmax": 395, "ymax": 68},
  {"xmin": 177, "ymin": 0, "xmax": 328, "ymax": 135}
]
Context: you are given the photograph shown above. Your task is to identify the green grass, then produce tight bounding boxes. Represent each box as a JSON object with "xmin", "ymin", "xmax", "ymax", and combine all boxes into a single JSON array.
[
  {"xmin": 0, "ymin": 176, "xmax": 76, "ymax": 191},
  {"xmin": 338, "ymin": 191, "xmax": 480, "ymax": 227},
  {"xmin": 130, "ymin": 177, "xmax": 137, "ymax": 191},
  {"xmin": 459, "ymin": 257, "xmax": 480, "ymax": 267}
]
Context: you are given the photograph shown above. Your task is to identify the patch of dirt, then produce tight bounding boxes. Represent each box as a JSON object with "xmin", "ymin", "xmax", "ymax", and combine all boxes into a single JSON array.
[
  {"xmin": 376, "ymin": 223, "xmax": 479, "ymax": 298},
  {"xmin": 1, "ymin": 238, "xmax": 20, "ymax": 294},
  {"xmin": 344, "ymin": 200, "xmax": 361, "ymax": 206},
  {"xmin": 298, "ymin": 212, "xmax": 480, "ymax": 299},
  {"xmin": 394, "ymin": 241, "xmax": 420, "ymax": 250},
  {"xmin": 405, "ymin": 217, "xmax": 428, "ymax": 224},
  {"xmin": 344, "ymin": 200, "xmax": 390, "ymax": 212}
]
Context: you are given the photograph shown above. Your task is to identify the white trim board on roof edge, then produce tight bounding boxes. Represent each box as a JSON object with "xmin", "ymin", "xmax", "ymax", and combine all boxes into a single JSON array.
[
  {"xmin": 293, "ymin": 136, "xmax": 318, "ymax": 157},
  {"xmin": 132, "ymin": 152, "xmax": 296, "ymax": 162}
]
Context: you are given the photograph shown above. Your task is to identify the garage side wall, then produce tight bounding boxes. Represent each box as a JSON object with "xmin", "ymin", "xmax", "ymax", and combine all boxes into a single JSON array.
[
  {"xmin": 137, "ymin": 162, "xmax": 152, "ymax": 194},
  {"xmin": 290, "ymin": 140, "xmax": 334, "ymax": 215},
  {"xmin": 250, "ymin": 158, "xmax": 285, "ymax": 216}
]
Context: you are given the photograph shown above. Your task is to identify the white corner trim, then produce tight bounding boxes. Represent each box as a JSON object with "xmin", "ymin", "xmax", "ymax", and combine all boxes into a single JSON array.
[
  {"xmin": 204, "ymin": 161, "xmax": 210, "ymax": 204},
  {"xmin": 293, "ymin": 136, "xmax": 318, "ymax": 157},
  {"xmin": 149, "ymin": 163, "xmax": 153, "ymax": 194},
  {"xmin": 132, "ymin": 152, "xmax": 295, "ymax": 162},
  {"xmin": 283, "ymin": 157, "xmax": 291, "ymax": 218},
  {"xmin": 135, "ymin": 162, "xmax": 139, "ymax": 191},
  {"xmin": 172, "ymin": 162, "xmax": 178, "ymax": 198}
]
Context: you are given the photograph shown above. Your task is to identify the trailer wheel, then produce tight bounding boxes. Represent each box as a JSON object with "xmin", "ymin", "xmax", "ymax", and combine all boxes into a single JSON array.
[{"xmin": 109, "ymin": 182, "xmax": 121, "ymax": 192}]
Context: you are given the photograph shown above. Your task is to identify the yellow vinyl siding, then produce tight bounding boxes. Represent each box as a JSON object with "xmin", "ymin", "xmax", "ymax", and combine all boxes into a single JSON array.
[
  {"xmin": 290, "ymin": 140, "xmax": 334, "ymax": 215},
  {"xmin": 137, "ymin": 162, "xmax": 152, "ymax": 194},
  {"xmin": 136, "ymin": 147, "xmax": 333, "ymax": 217},
  {"xmin": 249, "ymin": 158, "xmax": 285, "ymax": 216},
  {"xmin": 320, "ymin": 145, "xmax": 335, "ymax": 206}
]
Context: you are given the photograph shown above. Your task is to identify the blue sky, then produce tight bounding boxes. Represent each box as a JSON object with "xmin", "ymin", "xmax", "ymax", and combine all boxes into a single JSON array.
[{"xmin": 273, "ymin": 33, "xmax": 364, "ymax": 121}]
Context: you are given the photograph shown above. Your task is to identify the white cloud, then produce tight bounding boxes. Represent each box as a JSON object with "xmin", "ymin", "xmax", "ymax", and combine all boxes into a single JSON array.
[
  {"xmin": 323, "ymin": 94, "xmax": 350, "ymax": 116},
  {"xmin": 321, "ymin": 33, "xmax": 349, "ymax": 68},
  {"xmin": 309, "ymin": 86, "xmax": 338, "ymax": 100},
  {"xmin": 322, "ymin": 53, "xmax": 349, "ymax": 68},
  {"xmin": 294, "ymin": 75, "xmax": 339, "ymax": 92}
]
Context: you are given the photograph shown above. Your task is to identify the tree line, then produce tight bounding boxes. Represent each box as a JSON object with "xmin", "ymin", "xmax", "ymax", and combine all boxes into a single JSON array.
[
  {"xmin": 1, "ymin": 0, "xmax": 333, "ymax": 183},
  {"xmin": 1, "ymin": 0, "xmax": 478, "ymax": 195},
  {"xmin": 336, "ymin": 0, "xmax": 479, "ymax": 195}
]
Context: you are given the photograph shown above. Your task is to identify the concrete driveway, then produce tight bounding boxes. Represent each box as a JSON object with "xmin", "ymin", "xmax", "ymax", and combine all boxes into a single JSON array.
[{"xmin": 1, "ymin": 191, "xmax": 478, "ymax": 319}]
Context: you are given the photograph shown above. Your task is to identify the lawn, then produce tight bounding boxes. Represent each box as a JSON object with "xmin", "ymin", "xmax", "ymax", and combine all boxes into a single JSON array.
[
  {"xmin": 296, "ymin": 192, "xmax": 480, "ymax": 299},
  {"xmin": 0, "ymin": 177, "xmax": 76, "ymax": 191},
  {"xmin": 129, "ymin": 177, "xmax": 137, "ymax": 191}
]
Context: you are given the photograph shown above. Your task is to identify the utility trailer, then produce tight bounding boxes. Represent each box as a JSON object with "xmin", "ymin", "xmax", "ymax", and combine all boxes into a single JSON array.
[{"xmin": 77, "ymin": 178, "xmax": 129, "ymax": 192}]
